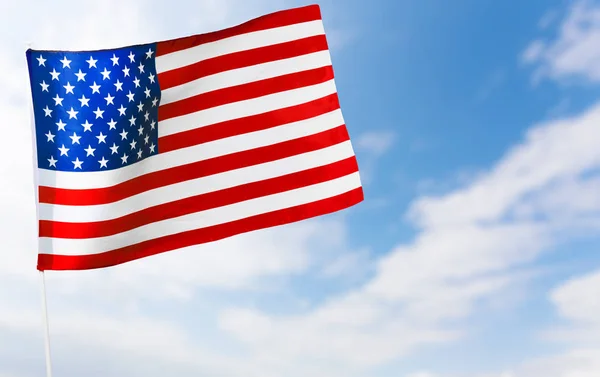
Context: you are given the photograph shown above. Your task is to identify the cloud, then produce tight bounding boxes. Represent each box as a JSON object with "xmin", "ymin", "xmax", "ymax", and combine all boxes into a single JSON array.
[
  {"xmin": 408, "ymin": 102, "xmax": 600, "ymax": 228},
  {"xmin": 538, "ymin": 9, "xmax": 559, "ymax": 30},
  {"xmin": 521, "ymin": 0, "xmax": 600, "ymax": 83},
  {"xmin": 473, "ymin": 69, "xmax": 506, "ymax": 103},
  {"xmin": 353, "ymin": 130, "xmax": 396, "ymax": 185},
  {"xmin": 214, "ymin": 96, "xmax": 600, "ymax": 373},
  {"xmin": 542, "ymin": 268, "xmax": 600, "ymax": 345},
  {"xmin": 481, "ymin": 269, "xmax": 600, "ymax": 377},
  {"xmin": 406, "ymin": 373, "xmax": 438, "ymax": 377},
  {"xmin": 355, "ymin": 130, "xmax": 396, "ymax": 156}
]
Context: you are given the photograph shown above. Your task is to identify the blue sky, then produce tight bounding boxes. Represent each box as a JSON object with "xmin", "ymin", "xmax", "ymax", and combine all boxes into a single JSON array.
[{"xmin": 1, "ymin": 0, "xmax": 600, "ymax": 376}]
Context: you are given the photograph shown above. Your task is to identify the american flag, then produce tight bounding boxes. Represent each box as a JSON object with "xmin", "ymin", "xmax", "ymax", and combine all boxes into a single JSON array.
[{"xmin": 26, "ymin": 4, "xmax": 363, "ymax": 271}]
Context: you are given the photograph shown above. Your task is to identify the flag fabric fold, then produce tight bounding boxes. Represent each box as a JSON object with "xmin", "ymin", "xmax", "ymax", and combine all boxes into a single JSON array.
[{"xmin": 26, "ymin": 4, "xmax": 363, "ymax": 271}]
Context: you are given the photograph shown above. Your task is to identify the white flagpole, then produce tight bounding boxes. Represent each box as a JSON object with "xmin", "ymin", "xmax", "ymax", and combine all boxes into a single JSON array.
[
  {"xmin": 40, "ymin": 271, "xmax": 53, "ymax": 377},
  {"xmin": 26, "ymin": 41, "xmax": 54, "ymax": 377}
]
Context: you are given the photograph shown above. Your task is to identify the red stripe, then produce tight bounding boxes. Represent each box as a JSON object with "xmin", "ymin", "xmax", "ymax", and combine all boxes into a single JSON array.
[
  {"xmin": 40, "ymin": 157, "xmax": 358, "ymax": 239},
  {"xmin": 158, "ymin": 35, "xmax": 329, "ymax": 90},
  {"xmin": 158, "ymin": 65, "xmax": 334, "ymax": 121},
  {"xmin": 39, "ymin": 125, "xmax": 350, "ymax": 206},
  {"xmin": 156, "ymin": 5, "xmax": 322, "ymax": 56},
  {"xmin": 159, "ymin": 93, "xmax": 340, "ymax": 153},
  {"xmin": 37, "ymin": 187, "xmax": 364, "ymax": 271}
]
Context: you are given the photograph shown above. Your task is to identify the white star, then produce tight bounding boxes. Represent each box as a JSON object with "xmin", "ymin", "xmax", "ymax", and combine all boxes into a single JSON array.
[
  {"xmin": 148, "ymin": 72, "xmax": 155, "ymax": 83},
  {"xmin": 63, "ymin": 82, "xmax": 75, "ymax": 94},
  {"xmin": 66, "ymin": 107, "xmax": 78, "ymax": 119},
  {"xmin": 145, "ymin": 48, "xmax": 153, "ymax": 59},
  {"xmin": 117, "ymin": 105, "xmax": 126, "ymax": 116},
  {"xmin": 93, "ymin": 107, "xmax": 105, "ymax": 119},
  {"xmin": 144, "ymin": 87, "xmax": 151, "ymax": 98},
  {"xmin": 128, "ymin": 51, "xmax": 135, "ymax": 63},
  {"xmin": 137, "ymin": 149, "xmax": 143, "ymax": 159},
  {"xmin": 114, "ymin": 80, "xmax": 123, "ymax": 91},
  {"xmin": 40, "ymin": 81, "xmax": 49, "ymax": 92},
  {"xmin": 99, "ymin": 156, "xmax": 109, "ymax": 168},
  {"xmin": 109, "ymin": 143, "xmax": 119, "ymax": 154},
  {"xmin": 86, "ymin": 56, "xmax": 98, "ymax": 68},
  {"xmin": 119, "ymin": 129, "xmax": 128, "ymax": 140},
  {"xmin": 75, "ymin": 69, "xmax": 86, "ymax": 81},
  {"xmin": 121, "ymin": 153, "xmax": 129, "ymax": 164},
  {"xmin": 60, "ymin": 56, "xmax": 71, "ymax": 68},
  {"xmin": 152, "ymin": 97, "xmax": 158, "ymax": 107},
  {"xmin": 144, "ymin": 134, "xmax": 149, "ymax": 144},
  {"xmin": 137, "ymin": 125, "xmax": 144, "ymax": 135},
  {"xmin": 133, "ymin": 77, "xmax": 140, "ymax": 87},
  {"xmin": 58, "ymin": 144, "xmax": 69, "ymax": 156},
  {"xmin": 128, "ymin": 115, "xmax": 136, "ymax": 126},
  {"xmin": 69, "ymin": 132, "xmax": 81, "ymax": 144},
  {"xmin": 47, "ymin": 155, "xmax": 57, "ymax": 167},
  {"xmin": 138, "ymin": 62, "xmax": 145, "ymax": 73},
  {"xmin": 96, "ymin": 132, "xmax": 107, "ymax": 144},
  {"xmin": 37, "ymin": 55, "xmax": 46, "ymax": 66},
  {"xmin": 72, "ymin": 157, "xmax": 83, "ymax": 170},
  {"xmin": 52, "ymin": 94, "xmax": 64, "ymax": 106},
  {"xmin": 90, "ymin": 81, "xmax": 101, "ymax": 94},
  {"xmin": 122, "ymin": 66, "xmax": 130, "ymax": 77},
  {"xmin": 150, "ymin": 120, "xmax": 156, "ymax": 129},
  {"xmin": 144, "ymin": 111, "xmax": 150, "ymax": 121},
  {"xmin": 126, "ymin": 91, "xmax": 135, "ymax": 102},
  {"xmin": 107, "ymin": 118, "xmax": 117, "ymax": 130},
  {"xmin": 149, "ymin": 143, "xmax": 156, "ymax": 153},
  {"xmin": 50, "ymin": 68, "xmax": 60, "ymax": 81},
  {"xmin": 42, "ymin": 106, "xmax": 53, "ymax": 117},
  {"xmin": 130, "ymin": 139, "xmax": 137, "ymax": 150},
  {"xmin": 55, "ymin": 119, "xmax": 67, "ymax": 131},
  {"xmin": 82, "ymin": 120, "xmax": 93, "ymax": 132},
  {"xmin": 110, "ymin": 54, "xmax": 119, "ymax": 66},
  {"xmin": 100, "ymin": 68, "xmax": 111, "ymax": 80},
  {"xmin": 137, "ymin": 102, "xmax": 144, "ymax": 112},
  {"xmin": 78, "ymin": 94, "xmax": 90, "ymax": 107},
  {"xmin": 84, "ymin": 145, "xmax": 96, "ymax": 156},
  {"xmin": 45, "ymin": 130, "xmax": 55, "ymax": 142},
  {"xmin": 104, "ymin": 93, "xmax": 115, "ymax": 105}
]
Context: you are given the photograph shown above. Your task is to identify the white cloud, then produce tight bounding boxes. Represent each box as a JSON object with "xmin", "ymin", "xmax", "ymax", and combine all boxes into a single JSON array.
[
  {"xmin": 538, "ymin": 9, "xmax": 559, "ymax": 30},
  {"xmin": 406, "ymin": 373, "xmax": 438, "ymax": 377},
  {"xmin": 485, "ymin": 269, "xmax": 600, "ymax": 377},
  {"xmin": 551, "ymin": 269, "xmax": 600, "ymax": 325},
  {"xmin": 214, "ymin": 97, "xmax": 600, "ymax": 373},
  {"xmin": 474, "ymin": 68, "xmax": 506, "ymax": 103},
  {"xmin": 355, "ymin": 130, "xmax": 396, "ymax": 156},
  {"xmin": 522, "ymin": 0, "xmax": 600, "ymax": 83},
  {"xmin": 408, "ymin": 103, "xmax": 600, "ymax": 228},
  {"xmin": 490, "ymin": 270, "xmax": 600, "ymax": 377},
  {"xmin": 354, "ymin": 130, "xmax": 396, "ymax": 185},
  {"xmin": 540, "ymin": 269, "xmax": 600, "ymax": 348}
]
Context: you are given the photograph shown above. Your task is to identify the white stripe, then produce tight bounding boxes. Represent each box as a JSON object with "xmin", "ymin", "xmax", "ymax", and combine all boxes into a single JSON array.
[
  {"xmin": 39, "ymin": 172, "xmax": 361, "ymax": 256},
  {"xmin": 159, "ymin": 78, "xmax": 337, "ymax": 137},
  {"xmin": 156, "ymin": 20, "xmax": 325, "ymax": 73},
  {"xmin": 38, "ymin": 108, "xmax": 345, "ymax": 189},
  {"xmin": 39, "ymin": 141, "xmax": 356, "ymax": 222},
  {"xmin": 160, "ymin": 50, "xmax": 332, "ymax": 105}
]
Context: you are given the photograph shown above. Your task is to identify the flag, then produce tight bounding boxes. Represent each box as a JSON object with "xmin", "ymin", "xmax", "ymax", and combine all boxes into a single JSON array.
[{"xmin": 26, "ymin": 4, "xmax": 363, "ymax": 271}]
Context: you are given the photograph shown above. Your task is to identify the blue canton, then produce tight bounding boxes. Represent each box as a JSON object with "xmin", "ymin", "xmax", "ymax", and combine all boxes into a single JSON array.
[{"xmin": 26, "ymin": 44, "xmax": 161, "ymax": 172}]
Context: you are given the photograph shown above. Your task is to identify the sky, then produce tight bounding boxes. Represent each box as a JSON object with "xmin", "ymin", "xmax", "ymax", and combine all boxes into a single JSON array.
[{"xmin": 1, "ymin": 0, "xmax": 600, "ymax": 376}]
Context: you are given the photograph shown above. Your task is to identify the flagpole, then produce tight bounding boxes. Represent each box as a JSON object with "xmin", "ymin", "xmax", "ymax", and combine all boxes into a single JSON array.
[
  {"xmin": 40, "ymin": 271, "xmax": 53, "ymax": 377},
  {"xmin": 26, "ymin": 41, "xmax": 54, "ymax": 377}
]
